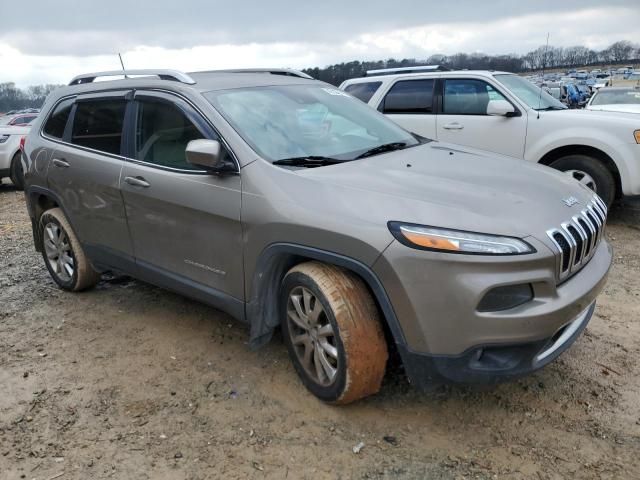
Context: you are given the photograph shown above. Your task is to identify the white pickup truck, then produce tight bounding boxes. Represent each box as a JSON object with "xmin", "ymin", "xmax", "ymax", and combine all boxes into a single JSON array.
[{"xmin": 340, "ymin": 69, "xmax": 640, "ymax": 206}]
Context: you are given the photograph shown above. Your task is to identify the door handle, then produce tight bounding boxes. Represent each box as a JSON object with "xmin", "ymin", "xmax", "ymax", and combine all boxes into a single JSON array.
[
  {"xmin": 442, "ymin": 122, "xmax": 464, "ymax": 130},
  {"xmin": 52, "ymin": 158, "xmax": 70, "ymax": 168},
  {"xmin": 124, "ymin": 176, "xmax": 150, "ymax": 188}
]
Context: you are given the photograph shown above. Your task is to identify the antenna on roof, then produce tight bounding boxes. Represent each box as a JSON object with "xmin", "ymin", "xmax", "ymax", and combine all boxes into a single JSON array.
[
  {"xmin": 118, "ymin": 53, "xmax": 129, "ymax": 79},
  {"xmin": 537, "ymin": 33, "xmax": 550, "ymax": 119}
]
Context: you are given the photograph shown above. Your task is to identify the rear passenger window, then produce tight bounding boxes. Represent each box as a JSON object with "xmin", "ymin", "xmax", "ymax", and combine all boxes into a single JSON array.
[
  {"xmin": 43, "ymin": 99, "xmax": 74, "ymax": 139},
  {"xmin": 443, "ymin": 79, "xmax": 508, "ymax": 115},
  {"xmin": 135, "ymin": 100, "xmax": 205, "ymax": 170},
  {"xmin": 71, "ymin": 100, "xmax": 126, "ymax": 155},
  {"xmin": 382, "ymin": 79, "xmax": 435, "ymax": 114},
  {"xmin": 344, "ymin": 82, "xmax": 382, "ymax": 103}
]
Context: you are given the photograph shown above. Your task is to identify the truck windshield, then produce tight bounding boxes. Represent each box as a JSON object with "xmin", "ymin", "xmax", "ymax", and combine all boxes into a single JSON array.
[
  {"xmin": 204, "ymin": 85, "xmax": 420, "ymax": 162},
  {"xmin": 494, "ymin": 74, "xmax": 567, "ymax": 111}
]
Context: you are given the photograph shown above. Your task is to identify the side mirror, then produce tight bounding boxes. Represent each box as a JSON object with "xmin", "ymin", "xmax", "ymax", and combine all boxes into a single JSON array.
[
  {"xmin": 186, "ymin": 139, "xmax": 236, "ymax": 174},
  {"xmin": 486, "ymin": 100, "xmax": 516, "ymax": 117}
]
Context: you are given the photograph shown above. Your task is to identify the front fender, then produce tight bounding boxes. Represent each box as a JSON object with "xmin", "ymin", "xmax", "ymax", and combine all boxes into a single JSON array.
[
  {"xmin": 525, "ymin": 120, "xmax": 639, "ymax": 195},
  {"xmin": 245, "ymin": 243, "xmax": 406, "ymax": 350}
]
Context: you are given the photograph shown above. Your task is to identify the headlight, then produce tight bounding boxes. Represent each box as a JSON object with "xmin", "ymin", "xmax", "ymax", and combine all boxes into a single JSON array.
[
  {"xmin": 388, "ymin": 222, "xmax": 535, "ymax": 255},
  {"xmin": 0, "ymin": 134, "xmax": 10, "ymax": 144},
  {"xmin": 634, "ymin": 130, "xmax": 640, "ymax": 144}
]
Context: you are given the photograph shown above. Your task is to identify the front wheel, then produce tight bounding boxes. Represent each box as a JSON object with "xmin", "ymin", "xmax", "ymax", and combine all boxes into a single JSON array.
[
  {"xmin": 549, "ymin": 154, "xmax": 615, "ymax": 207},
  {"xmin": 280, "ymin": 262, "xmax": 388, "ymax": 404},
  {"xmin": 10, "ymin": 152, "xmax": 24, "ymax": 190},
  {"xmin": 39, "ymin": 208, "xmax": 101, "ymax": 291}
]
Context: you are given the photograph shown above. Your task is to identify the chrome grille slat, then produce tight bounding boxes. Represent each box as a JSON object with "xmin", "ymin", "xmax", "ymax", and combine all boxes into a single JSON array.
[
  {"xmin": 571, "ymin": 216, "xmax": 589, "ymax": 263},
  {"xmin": 580, "ymin": 210, "xmax": 597, "ymax": 254},
  {"xmin": 546, "ymin": 195, "xmax": 607, "ymax": 282}
]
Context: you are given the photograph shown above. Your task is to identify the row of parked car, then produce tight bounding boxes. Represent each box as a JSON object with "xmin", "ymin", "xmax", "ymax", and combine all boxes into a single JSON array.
[
  {"xmin": 14, "ymin": 66, "xmax": 627, "ymax": 403},
  {"xmin": 529, "ymin": 66, "xmax": 638, "ymax": 109},
  {"xmin": 0, "ymin": 110, "xmax": 39, "ymax": 188}
]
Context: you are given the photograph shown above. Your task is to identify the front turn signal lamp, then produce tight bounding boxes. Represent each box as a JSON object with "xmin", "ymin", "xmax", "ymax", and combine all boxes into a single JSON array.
[
  {"xmin": 388, "ymin": 222, "xmax": 535, "ymax": 255},
  {"xmin": 634, "ymin": 130, "xmax": 640, "ymax": 144}
]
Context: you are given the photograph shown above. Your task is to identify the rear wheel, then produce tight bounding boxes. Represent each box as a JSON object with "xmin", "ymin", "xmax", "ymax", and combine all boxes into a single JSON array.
[
  {"xmin": 549, "ymin": 154, "xmax": 615, "ymax": 207},
  {"xmin": 39, "ymin": 208, "xmax": 100, "ymax": 291},
  {"xmin": 10, "ymin": 152, "xmax": 24, "ymax": 190},
  {"xmin": 280, "ymin": 262, "xmax": 388, "ymax": 404}
]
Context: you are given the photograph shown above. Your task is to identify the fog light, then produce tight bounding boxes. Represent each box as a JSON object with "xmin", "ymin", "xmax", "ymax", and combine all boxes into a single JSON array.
[{"xmin": 477, "ymin": 284, "xmax": 533, "ymax": 312}]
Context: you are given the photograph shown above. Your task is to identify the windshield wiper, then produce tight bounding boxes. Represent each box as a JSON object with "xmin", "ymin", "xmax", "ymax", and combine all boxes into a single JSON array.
[
  {"xmin": 355, "ymin": 142, "xmax": 407, "ymax": 159},
  {"xmin": 272, "ymin": 156, "xmax": 347, "ymax": 167}
]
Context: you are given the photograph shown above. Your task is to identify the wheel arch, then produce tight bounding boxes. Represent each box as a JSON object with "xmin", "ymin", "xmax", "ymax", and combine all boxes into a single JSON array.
[
  {"xmin": 538, "ymin": 144, "xmax": 622, "ymax": 199},
  {"xmin": 246, "ymin": 243, "xmax": 407, "ymax": 352},
  {"xmin": 25, "ymin": 186, "xmax": 65, "ymax": 253}
]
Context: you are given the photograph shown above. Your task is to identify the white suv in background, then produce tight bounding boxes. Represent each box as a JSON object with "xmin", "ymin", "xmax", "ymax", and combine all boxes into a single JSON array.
[{"xmin": 341, "ymin": 68, "xmax": 640, "ymax": 206}]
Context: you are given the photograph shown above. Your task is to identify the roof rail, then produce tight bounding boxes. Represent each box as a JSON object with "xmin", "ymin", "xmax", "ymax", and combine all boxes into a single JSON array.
[
  {"xmin": 194, "ymin": 68, "xmax": 313, "ymax": 80},
  {"xmin": 69, "ymin": 69, "xmax": 196, "ymax": 86},
  {"xmin": 366, "ymin": 65, "xmax": 450, "ymax": 76}
]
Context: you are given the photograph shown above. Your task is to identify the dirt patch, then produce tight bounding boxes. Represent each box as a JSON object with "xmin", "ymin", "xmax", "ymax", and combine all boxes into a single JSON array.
[{"xmin": 1, "ymin": 182, "xmax": 639, "ymax": 479}]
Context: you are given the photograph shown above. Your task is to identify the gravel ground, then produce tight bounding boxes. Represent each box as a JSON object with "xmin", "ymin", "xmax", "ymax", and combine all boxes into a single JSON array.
[{"xmin": 1, "ymin": 182, "xmax": 639, "ymax": 480}]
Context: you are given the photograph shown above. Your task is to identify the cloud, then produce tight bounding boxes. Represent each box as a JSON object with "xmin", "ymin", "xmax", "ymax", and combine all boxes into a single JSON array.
[
  {"xmin": 0, "ymin": 2, "xmax": 638, "ymax": 87},
  {"xmin": 1, "ymin": 0, "xmax": 636, "ymax": 55}
]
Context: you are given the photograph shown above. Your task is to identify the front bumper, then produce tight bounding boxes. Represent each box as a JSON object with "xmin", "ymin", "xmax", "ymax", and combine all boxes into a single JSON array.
[
  {"xmin": 397, "ymin": 301, "xmax": 595, "ymax": 386},
  {"xmin": 373, "ymin": 236, "xmax": 612, "ymax": 385}
]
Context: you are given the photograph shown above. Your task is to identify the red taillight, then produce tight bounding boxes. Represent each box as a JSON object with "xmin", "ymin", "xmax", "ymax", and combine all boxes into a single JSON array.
[{"xmin": 19, "ymin": 136, "xmax": 26, "ymax": 151}]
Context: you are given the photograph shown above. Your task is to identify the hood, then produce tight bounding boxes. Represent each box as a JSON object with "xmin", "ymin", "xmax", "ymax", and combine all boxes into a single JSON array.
[
  {"xmin": 586, "ymin": 104, "xmax": 640, "ymax": 114},
  {"xmin": 546, "ymin": 107, "xmax": 640, "ymax": 122},
  {"xmin": 296, "ymin": 142, "xmax": 596, "ymax": 239}
]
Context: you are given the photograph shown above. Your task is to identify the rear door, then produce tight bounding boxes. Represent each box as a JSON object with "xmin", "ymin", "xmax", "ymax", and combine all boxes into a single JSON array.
[
  {"xmin": 120, "ymin": 90, "xmax": 244, "ymax": 303},
  {"xmin": 45, "ymin": 91, "xmax": 133, "ymax": 269},
  {"xmin": 436, "ymin": 78, "xmax": 527, "ymax": 158},
  {"xmin": 377, "ymin": 78, "xmax": 437, "ymax": 139}
]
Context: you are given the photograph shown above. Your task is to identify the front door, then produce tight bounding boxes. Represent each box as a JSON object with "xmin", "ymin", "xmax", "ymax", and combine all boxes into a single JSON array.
[
  {"xmin": 436, "ymin": 78, "xmax": 527, "ymax": 158},
  {"xmin": 119, "ymin": 91, "xmax": 244, "ymax": 305}
]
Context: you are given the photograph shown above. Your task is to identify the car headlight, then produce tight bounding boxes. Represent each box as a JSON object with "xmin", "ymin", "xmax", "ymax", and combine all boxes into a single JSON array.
[
  {"xmin": 388, "ymin": 222, "xmax": 535, "ymax": 255},
  {"xmin": 0, "ymin": 134, "xmax": 10, "ymax": 144},
  {"xmin": 634, "ymin": 130, "xmax": 640, "ymax": 144}
]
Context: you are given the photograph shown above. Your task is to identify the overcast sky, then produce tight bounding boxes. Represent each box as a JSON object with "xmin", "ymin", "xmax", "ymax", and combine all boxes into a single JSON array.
[{"xmin": 1, "ymin": 0, "xmax": 638, "ymax": 87}]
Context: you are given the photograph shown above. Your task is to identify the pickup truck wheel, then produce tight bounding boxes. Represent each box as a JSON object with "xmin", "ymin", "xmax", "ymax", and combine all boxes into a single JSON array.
[
  {"xmin": 549, "ymin": 154, "xmax": 615, "ymax": 207},
  {"xmin": 39, "ymin": 208, "xmax": 100, "ymax": 291},
  {"xmin": 280, "ymin": 262, "xmax": 388, "ymax": 404},
  {"xmin": 10, "ymin": 152, "xmax": 24, "ymax": 191}
]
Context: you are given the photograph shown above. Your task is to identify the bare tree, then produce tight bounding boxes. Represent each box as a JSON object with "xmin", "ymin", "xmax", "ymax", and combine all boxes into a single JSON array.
[{"xmin": 609, "ymin": 41, "xmax": 634, "ymax": 62}]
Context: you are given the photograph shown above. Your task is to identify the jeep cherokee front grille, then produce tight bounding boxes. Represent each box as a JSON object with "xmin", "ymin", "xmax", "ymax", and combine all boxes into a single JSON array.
[{"xmin": 546, "ymin": 195, "xmax": 607, "ymax": 282}]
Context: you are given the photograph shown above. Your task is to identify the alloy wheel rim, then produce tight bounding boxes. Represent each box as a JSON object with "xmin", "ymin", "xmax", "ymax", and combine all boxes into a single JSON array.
[
  {"xmin": 286, "ymin": 286, "xmax": 339, "ymax": 386},
  {"xmin": 43, "ymin": 222, "xmax": 74, "ymax": 282},
  {"xmin": 566, "ymin": 169, "xmax": 597, "ymax": 192}
]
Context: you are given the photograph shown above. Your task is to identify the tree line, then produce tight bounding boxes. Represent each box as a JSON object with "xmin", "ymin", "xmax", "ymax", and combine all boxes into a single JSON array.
[
  {"xmin": 1, "ymin": 40, "xmax": 638, "ymax": 110},
  {"xmin": 0, "ymin": 83, "xmax": 62, "ymax": 113},
  {"xmin": 303, "ymin": 40, "xmax": 639, "ymax": 86}
]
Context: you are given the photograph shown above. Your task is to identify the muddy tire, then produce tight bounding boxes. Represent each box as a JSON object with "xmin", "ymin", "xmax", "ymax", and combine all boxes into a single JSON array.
[
  {"xmin": 549, "ymin": 154, "xmax": 615, "ymax": 207},
  {"xmin": 10, "ymin": 152, "xmax": 24, "ymax": 191},
  {"xmin": 280, "ymin": 261, "xmax": 388, "ymax": 404},
  {"xmin": 39, "ymin": 208, "xmax": 100, "ymax": 291}
]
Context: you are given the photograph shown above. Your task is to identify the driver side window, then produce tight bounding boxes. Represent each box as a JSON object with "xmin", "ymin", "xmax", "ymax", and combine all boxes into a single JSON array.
[
  {"xmin": 135, "ymin": 100, "xmax": 205, "ymax": 170},
  {"xmin": 443, "ymin": 79, "xmax": 508, "ymax": 115}
]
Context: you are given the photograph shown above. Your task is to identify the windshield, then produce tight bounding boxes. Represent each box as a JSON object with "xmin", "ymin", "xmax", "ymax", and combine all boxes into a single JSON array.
[
  {"xmin": 204, "ymin": 85, "xmax": 420, "ymax": 162},
  {"xmin": 494, "ymin": 74, "xmax": 567, "ymax": 110},
  {"xmin": 591, "ymin": 89, "xmax": 640, "ymax": 105}
]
